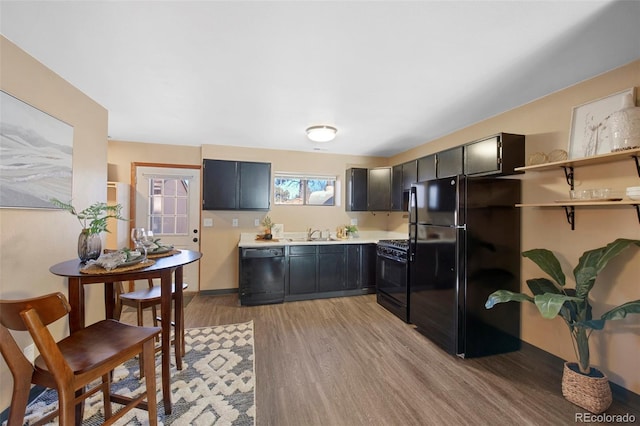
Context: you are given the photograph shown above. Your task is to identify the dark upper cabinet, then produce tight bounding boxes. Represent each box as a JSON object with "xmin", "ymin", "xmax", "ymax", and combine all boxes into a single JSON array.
[
  {"xmin": 464, "ymin": 133, "xmax": 525, "ymax": 176},
  {"xmin": 239, "ymin": 161, "xmax": 271, "ymax": 209},
  {"xmin": 437, "ymin": 146, "xmax": 463, "ymax": 178},
  {"xmin": 346, "ymin": 168, "xmax": 368, "ymax": 211},
  {"xmin": 402, "ymin": 161, "xmax": 417, "ymax": 189},
  {"xmin": 203, "ymin": 159, "xmax": 271, "ymax": 210},
  {"xmin": 391, "ymin": 161, "xmax": 417, "ymax": 211},
  {"xmin": 417, "ymin": 154, "xmax": 437, "ymax": 182},
  {"xmin": 203, "ymin": 159, "xmax": 237, "ymax": 210},
  {"xmin": 368, "ymin": 167, "xmax": 391, "ymax": 211},
  {"xmin": 391, "ymin": 165, "xmax": 403, "ymax": 211}
]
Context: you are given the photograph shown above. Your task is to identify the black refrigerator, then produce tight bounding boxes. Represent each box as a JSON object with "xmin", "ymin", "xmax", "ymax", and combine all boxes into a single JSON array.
[{"xmin": 409, "ymin": 176, "xmax": 521, "ymax": 358}]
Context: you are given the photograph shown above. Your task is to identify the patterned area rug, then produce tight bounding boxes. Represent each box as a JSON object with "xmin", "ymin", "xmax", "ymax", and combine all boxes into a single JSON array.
[{"xmin": 20, "ymin": 322, "xmax": 255, "ymax": 425}]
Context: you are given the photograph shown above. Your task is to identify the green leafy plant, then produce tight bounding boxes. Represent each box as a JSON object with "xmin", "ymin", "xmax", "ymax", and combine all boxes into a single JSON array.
[
  {"xmin": 346, "ymin": 225, "xmax": 358, "ymax": 234},
  {"xmin": 485, "ymin": 238, "xmax": 640, "ymax": 375},
  {"xmin": 51, "ymin": 198, "xmax": 127, "ymax": 235},
  {"xmin": 261, "ymin": 215, "xmax": 273, "ymax": 232}
]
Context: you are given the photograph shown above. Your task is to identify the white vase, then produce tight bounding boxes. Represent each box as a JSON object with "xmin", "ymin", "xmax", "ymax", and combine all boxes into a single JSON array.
[{"xmin": 609, "ymin": 93, "xmax": 640, "ymax": 152}]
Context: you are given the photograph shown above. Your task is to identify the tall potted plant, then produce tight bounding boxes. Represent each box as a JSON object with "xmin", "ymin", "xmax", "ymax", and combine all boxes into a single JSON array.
[
  {"xmin": 485, "ymin": 238, "xmax": 640, "ymax": 413},
  {"xmin": 51, "ymin": 198, "xmax": 127, "ymax": 262}
]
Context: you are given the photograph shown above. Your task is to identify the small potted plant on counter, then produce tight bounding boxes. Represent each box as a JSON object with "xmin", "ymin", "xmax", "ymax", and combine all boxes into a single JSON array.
[
  {"xmin": 51, "ymin": 198, "xmax": 127, "ymax": 262},
  {"xmin": 485, "ymin": 238, "xmax": 640, "ymax": 414},
  {"xmin": 261, "ymin": 215, "xmax": 274, "ymax": 240}
]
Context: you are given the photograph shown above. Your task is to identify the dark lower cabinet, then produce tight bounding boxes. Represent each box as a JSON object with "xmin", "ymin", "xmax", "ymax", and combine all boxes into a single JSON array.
[
  {"xmin": 285, "ymin": 243, "xmax": 376, "ymax": 301},
  {"xmin": 346, "ymin": 244, "xmax": 376, "ymax": 290},
  {"xmin": 288, "ymin": 245, "xmax": 317, "ymax": 295},
  {"xmin": 318, "ymin": 246, "xmax": 345, "ymax": 292}
]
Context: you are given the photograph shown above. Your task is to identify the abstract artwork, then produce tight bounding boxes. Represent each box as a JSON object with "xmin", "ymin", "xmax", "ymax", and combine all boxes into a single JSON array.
[
  {"xmin": 567, "ymin": 88, "xmax": 636, "ymax": 159},
  {"xmin": 0, "ymin": 91, "xmax": 73, "ymax": 208}
]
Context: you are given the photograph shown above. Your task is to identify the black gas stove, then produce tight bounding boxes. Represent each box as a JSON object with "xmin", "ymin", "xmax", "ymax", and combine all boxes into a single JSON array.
[
  {"xmin": 376, "ymin": 239, "xmax": 409, "ymax": 262},
  {"xmin": 377, "ymin": 239, "xmax": 409, "ymax": 250},
  {"xmin": 376, "ymin": 239, "xmax": 410, "ymax": 322}
]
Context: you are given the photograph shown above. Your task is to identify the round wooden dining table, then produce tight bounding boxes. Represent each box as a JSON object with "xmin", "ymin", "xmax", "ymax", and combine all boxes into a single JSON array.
[{"xmin": 50, "ymin": 249, "xmax": 202, "ymax": 415}]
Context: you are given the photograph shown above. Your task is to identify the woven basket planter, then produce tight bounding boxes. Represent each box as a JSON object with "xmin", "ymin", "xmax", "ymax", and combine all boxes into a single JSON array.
[{"xmin": 562, "ymin": 362, "xmax": 612, "ymax": 414}]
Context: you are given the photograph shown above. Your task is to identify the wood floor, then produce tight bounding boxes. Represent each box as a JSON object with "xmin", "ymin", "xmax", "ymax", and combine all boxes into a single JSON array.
[{"xmin": 121, "ymin": 293, "xmax": 640, "ymax": 426}]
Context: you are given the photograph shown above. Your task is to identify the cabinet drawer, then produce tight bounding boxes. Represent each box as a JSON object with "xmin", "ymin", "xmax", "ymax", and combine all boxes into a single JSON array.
[
  {"xmin": 289, "ymin": 245, "xmax": 317, "ymax": 255},
  {"xmin": 319, "ymin": 245, "xmax": 345, "ymax": 254}
]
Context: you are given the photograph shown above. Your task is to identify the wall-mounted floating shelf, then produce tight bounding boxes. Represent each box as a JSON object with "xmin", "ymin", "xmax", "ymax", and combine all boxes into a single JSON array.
[{"xmin": 515, "ymin": 148, "xmax": 640, "ymax": 230}]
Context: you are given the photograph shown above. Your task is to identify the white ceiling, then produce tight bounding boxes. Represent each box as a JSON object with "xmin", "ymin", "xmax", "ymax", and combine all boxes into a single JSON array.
[{"xmin": 1, "ymin": 1, "xmax": 639, "ymax": 157}]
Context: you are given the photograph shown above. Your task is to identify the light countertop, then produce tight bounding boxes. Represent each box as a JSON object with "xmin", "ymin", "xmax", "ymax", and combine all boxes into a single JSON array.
[{"xmin": 238, "ymin": 231, "xmax": 407, "ymax": 248}]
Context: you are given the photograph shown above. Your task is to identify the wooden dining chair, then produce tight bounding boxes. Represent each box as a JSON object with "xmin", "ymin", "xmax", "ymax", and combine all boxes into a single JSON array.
[
  {"xmin": 0, "ymin": 292, "xmax": 161, "ymax": 426},
  {"xmin": 114, "ymin": 279, "xmax": 188, "ymax": 377}
]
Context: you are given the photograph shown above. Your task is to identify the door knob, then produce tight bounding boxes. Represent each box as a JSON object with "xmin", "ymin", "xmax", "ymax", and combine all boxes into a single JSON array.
[
  {"xmin": 193, "ymin": 237, "xmax": 199, "ymax": 242},
  {"xmin": 193, "ymin": 229, "xmax": 198, "ymax": 234}
]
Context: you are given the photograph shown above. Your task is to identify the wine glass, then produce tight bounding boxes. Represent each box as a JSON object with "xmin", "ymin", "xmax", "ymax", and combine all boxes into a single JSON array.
[
  {"xmin": 141, "ymin": 230, "xmax": 155, "ymax": 260},
  {"xmin": 131, "ymin": 227, "xmax": 146, "ymax": 259}
]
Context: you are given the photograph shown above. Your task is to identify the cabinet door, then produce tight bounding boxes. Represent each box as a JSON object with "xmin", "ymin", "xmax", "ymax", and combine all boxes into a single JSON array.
[
  {"xmin": 417, "ymin": 154, "xmax": 436, "ymax": 182},
  {"xmin": 402, "ymin": 161, "xmax": 417, "ymax": 190},
  {"xmin": 203, "ymin": 159, "xmax": 238, "ymax": 210},
  {"xmin": 391, "ymin": 165, "xmax": 403, "ymax": 211},
  {"xmin": 360, "ymin": 244, "xmax": 376, "ymax": 289},
  {"xmin": 289, "ymin": 254, "xmax": 317, "ymax": 294},
  {"xmin": 346, "ymin": 168, "xmax": 368, "ymax": 211},
  {"xmin": 345, "ymin": 245, "xmax": 361, "ymax": 289},
  {"xmin": 318, "ymin": 246, "xmax": 345, "ymax": 292},
  {"xmin": 368, "ymin": 167, "xmax": 391, "ymax": 211},
  {"xmin": 464, "ymin": 133, "xmax": 525, "ymax": 177},
  {"xmin": 437, "ymin": 146, "xmax": 463, "ymax": 178},
  {"xmin": 239, "ymin": 161, "xmax": 271, "ymax": 210}
]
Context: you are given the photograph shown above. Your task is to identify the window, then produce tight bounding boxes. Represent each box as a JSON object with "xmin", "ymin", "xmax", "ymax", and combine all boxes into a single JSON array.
[
  {"xmin": 274, "ymin": 173, "xmax": 336, "ymax": 206},
  {"xmin": 147, "ymin": 177, "xmax": 190, "ymax": 234}
]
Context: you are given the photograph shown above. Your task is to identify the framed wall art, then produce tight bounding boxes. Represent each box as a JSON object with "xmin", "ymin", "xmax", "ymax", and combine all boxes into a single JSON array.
[
  {"xmin": 0, "ymin": 91, "xmax": 74, "ymax": 209},
  {"xmin": 567, "ymin": 87, "xmax": 636, "ymax": 159}
]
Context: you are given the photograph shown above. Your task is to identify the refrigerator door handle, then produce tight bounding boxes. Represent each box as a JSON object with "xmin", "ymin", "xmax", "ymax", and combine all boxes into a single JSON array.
[{"xmin": 409, "ymin": 186, "xmax": 417, "ymax": 224}]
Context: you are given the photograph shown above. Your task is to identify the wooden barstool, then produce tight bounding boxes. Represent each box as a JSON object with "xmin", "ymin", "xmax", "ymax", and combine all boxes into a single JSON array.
[
  {"xmin": 115, "ymin": 279, "xmax": 187, "ymax": 377},
  {"xmin": 0, "ymin": 292, "xmax": 160, "ymax": 426}
]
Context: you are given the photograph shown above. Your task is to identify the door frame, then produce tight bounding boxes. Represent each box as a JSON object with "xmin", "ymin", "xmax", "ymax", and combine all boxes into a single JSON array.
[{"xmin": 130, "ymin": 162, "xmax": 202, "ymax": 290}]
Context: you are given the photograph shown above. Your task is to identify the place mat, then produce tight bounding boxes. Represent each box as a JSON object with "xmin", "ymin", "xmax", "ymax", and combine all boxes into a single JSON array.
[
  {"xmin": 147, "ymin": 249, "xmax": 181, "ymax": 259},
  {"xmin": 80, "ymin": 259, "xmax": 155, "ymax": 274}
]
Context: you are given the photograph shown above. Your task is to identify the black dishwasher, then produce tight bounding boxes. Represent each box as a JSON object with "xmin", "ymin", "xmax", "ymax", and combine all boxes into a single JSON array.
[{"xmin": 239, "ymin": 247, "xmax": 285, "ymax": 305}]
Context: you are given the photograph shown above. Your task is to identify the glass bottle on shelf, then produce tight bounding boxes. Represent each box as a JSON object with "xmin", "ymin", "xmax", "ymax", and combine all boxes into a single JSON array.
[{"xmin": 609, "ymin": 93, "xmax": 640, "ymax": 153}]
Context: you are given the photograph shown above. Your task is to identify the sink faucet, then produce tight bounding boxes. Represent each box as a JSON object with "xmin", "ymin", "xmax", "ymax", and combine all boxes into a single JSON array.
[{"xmin": 307, "ymin": 228, "xmax": 321, "ymax": 240}]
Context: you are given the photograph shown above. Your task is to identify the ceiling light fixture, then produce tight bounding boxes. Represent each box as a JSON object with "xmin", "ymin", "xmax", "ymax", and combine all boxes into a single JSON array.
[{"xmin": 306, "ymin": 125, "xmax": 337, "ymax": 143}]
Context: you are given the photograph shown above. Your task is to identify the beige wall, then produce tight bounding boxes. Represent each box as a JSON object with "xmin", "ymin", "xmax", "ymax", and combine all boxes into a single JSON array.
[
  {"xmin": 107, "ymin": 141, "xmax": 389, "ymax": 292},
  {"xmin": 0, "ymin": 36, "xmax": 109, "ymax": 410},
  {"xmin": 388, "ymin": 60, "xmax": 640, "ymax": 394},
  {"xmin": 199, "ymin": 145, "xmax": 389, "ymax": 292}
]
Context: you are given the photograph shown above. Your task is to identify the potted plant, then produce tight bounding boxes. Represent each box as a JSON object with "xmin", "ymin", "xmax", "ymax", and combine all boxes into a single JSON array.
[
  {"xmin": 51, "ymin": 198, "xmax": 127, "ymax": 262},
  {"xmin": 485, "ymin": 238, "xmax": 640, "ymax": 413},
  {"xmin": 346, "ymin": 225, "xmax": 358, "ymax": 238},
  {"xmin": 261, "ymin": 215, "xmax": 274, "ymax": 240}
]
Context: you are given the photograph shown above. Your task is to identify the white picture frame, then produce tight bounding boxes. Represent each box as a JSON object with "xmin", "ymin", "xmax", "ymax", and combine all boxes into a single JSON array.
[
  {"xmin": 567, "ymin": 87, "xmax": 636, "ymax": 159},
  {"xmin": 271, "ymin": 223, "xmax": 284, "ymax": 239}
]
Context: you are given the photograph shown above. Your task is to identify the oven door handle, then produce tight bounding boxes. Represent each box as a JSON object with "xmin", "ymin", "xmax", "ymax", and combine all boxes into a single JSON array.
[{"xmin": 377, "ymin": 252, "xmax": 408, "ymax": 264}]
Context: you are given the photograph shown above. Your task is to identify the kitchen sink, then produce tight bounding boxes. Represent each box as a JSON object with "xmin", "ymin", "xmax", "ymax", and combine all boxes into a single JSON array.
[{"xmin": 285, "ymin": 237, "xmax": 341, "ymax": 242}]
